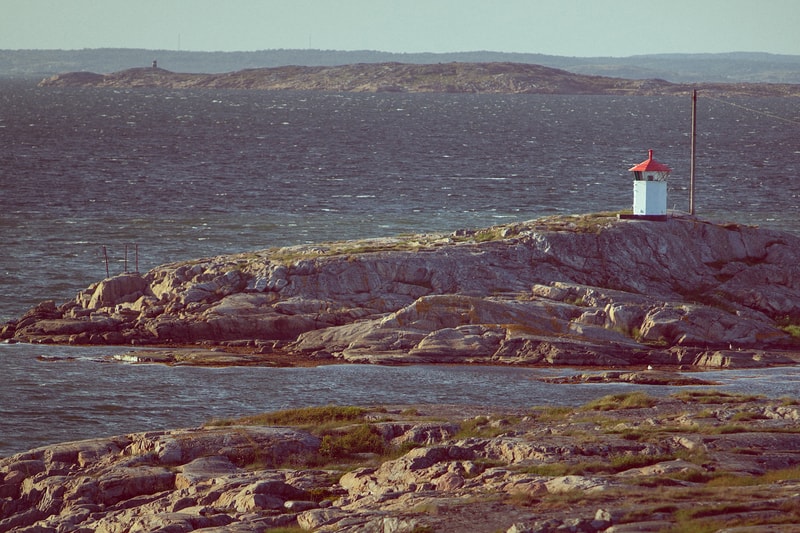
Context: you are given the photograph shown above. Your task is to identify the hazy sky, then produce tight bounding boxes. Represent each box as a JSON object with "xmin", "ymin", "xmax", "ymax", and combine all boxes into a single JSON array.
[{"xmin": 2, "ymin": 0, "xmax": 798, "ymax": 57}]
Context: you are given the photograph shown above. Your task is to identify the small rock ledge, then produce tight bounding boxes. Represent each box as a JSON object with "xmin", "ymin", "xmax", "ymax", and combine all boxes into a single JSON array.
[{"xmin": 3, "ymin": 213, "xmax": 800, "ymax": 368}]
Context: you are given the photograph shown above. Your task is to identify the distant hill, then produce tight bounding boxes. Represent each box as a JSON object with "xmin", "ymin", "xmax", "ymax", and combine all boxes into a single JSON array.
[
  {"xmin": 38, "ymin": 62, "xmax": 800, "ymax": 97},
  {"xmin": 3, "ymin": 48, "xmax": 800, "ymax": 84}
]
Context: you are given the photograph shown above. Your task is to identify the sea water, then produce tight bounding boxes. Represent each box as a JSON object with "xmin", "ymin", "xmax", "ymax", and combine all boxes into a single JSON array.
[{"xmin": 1, "ymin": 80, "xmax": 799, "ymax": 456}]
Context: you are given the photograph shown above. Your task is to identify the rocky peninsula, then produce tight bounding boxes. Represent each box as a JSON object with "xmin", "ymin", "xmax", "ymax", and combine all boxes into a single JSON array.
[
  {"xmin": 3, "ymin": 212, "xmax": 800, "ymax": 369},
  {"xmin": 38, "ymin": 62, "xmax": 800, "ymax": 97}
]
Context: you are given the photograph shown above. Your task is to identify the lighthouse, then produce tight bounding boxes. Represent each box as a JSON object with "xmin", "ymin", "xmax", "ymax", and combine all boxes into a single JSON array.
[{"xmin": 628, "ymin": 149, "xmax": 671, "ymax": 218}]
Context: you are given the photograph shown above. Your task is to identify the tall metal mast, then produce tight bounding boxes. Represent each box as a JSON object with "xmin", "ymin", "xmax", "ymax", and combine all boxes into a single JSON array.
[{"xmin": 689, "ymin": 89, "xmax": 697, "ymax": 216}]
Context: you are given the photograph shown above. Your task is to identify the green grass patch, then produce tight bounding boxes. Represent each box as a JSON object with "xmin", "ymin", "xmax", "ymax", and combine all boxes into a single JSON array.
[
  {"xmin": 506, "ymin": 490, "xmax": 541, "ymax": 507},
  {"xmin": 205, "ymin": 405, "xmax": 453, "ymax": 469},
  {"xmin": 671, "ymin": 390, "xmax": 764, "ymax": 404},
  {"xmin": 667, "ymin": 500, "xmax": 800, "ymax": 533},
  {"xmin": 762, "ymin": 464, "xmax": 800, "ymax": 483},
  {"xmin": 779, "ymin": 323, "xmax": 800, "ymax": 338},
  {"xmin": 608, "ymin": 453, "xmax": 671, "ymax": 472},
  {"xmin": 455, "ymin": 415, "xmax": 518, "ymax": 439},
  {"xmin": 582, "ymin": 391, "xmax": 658, "ymax": 411},
  {"xmin": 206, "ymin": 405, "xmax": 372, "ymax": 429},
  {"xmin": 473, "ymin": 228, "xmax": 506, "ymax": 242},
  {"xmin": 610, "ymin": 421, "xmax": 707, "ymax": 442},
  {"xmin": 319, "ymin": 424, "xmax": 387, "ymax": 459},
  {"xmin": 518, "ymin": 462, "xmax": 572, "ymax": 477},
  {"xmin": 530, "ymin": 405, "xmax": 574, "ymax": 423},
  {"xmin": 251, "ymin": 423, "xmax": 395, "ymax": 469},
  {"xmin": 713, "ymin": 423, "xmax": 750, "ymax": 434},
  {"xmin": 520, "ymin": 453, "xmax": 676, "ymax": 477},
  {"xmin": 535, "ymin": 211, "xmax": 627, "ymax": 234},
  {"xmin": 634, "ymin": 470, "xmax": 714, "ymax": 486},
  {"xmin": 730, "ymin": 410, "xmax": 769, "ymax": 422},
  {"xmin": 707, "ymin": 464, "xmax": 800, "ymax": 488}
]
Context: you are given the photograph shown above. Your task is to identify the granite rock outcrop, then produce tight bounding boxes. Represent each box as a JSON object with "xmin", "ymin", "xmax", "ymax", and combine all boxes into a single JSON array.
[
  {"xmin": 4, "ymin": 213, "xmax": 800, "ymax": 368},
  {"xmin": 2, "ymin": 394, "xmax": 799, "ymax": 532}
]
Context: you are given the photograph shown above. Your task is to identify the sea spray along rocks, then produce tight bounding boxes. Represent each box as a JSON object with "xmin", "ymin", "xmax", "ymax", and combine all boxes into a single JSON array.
[
  {"xmin": 4, "ymin": 213, "xmax": 800, "ymax": 367},
  {"xmin": 1, "ymin": 396, "xmax": 799, "ymax": 532}
]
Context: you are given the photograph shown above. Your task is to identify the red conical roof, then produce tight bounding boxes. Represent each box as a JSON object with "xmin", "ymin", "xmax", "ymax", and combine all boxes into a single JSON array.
[{"xmin": 628, "ymin": 149, "xmax": 671, "ymax": 172}]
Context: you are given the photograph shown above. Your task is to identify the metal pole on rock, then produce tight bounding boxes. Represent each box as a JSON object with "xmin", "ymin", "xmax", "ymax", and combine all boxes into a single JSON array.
[
  {"xmin": 690, "ymin": 89, "xmax": 697, "ymax": 216},
  {"xmin": 102, "ymin": 246, "xmax": 109, "ymax": 278}
]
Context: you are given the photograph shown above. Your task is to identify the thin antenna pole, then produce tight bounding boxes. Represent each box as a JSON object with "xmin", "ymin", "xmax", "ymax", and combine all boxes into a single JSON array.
[
  {"xmin": 102, "ymin": 246, "xmax": 109, "ymax": 278},
  {"xmin": 690, "ymin": 89, "xmax": 697, "ymax": 216}
]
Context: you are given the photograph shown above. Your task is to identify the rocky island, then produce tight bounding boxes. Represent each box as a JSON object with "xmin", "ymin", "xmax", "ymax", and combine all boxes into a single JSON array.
[
  {"xmin": 38, "ymin": 61, "xmax": 800, "ymax": 97},
  {"xmin": 3, "ymin": 213, "xmax": 800, "ymax": 369}
]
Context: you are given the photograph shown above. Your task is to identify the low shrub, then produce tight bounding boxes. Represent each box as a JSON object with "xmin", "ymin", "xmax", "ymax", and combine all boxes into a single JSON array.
[{"xmin": 319, "ymin": 424, "xmax": 386, "ymax": 459}]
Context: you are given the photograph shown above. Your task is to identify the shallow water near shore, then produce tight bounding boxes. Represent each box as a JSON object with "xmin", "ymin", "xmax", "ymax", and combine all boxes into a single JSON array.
[{"xmin": 2, "ymin": 342, "xmax": 799, "ymax": 458}]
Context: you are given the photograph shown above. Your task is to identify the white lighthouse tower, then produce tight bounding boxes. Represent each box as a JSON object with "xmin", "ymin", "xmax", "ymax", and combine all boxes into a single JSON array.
[{"xmin": 628, "ymin": 149, "xmax": 671, "ymax": 218}]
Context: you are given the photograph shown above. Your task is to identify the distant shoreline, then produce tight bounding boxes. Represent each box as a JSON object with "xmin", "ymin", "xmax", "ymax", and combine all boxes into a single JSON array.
[
  {"xmin": 38, "ymin": 61, "xmax": 800, "ymax": 97},
  {"xmin": 5, "ymin": 48, "xmax": 800, "ymax": 84}
]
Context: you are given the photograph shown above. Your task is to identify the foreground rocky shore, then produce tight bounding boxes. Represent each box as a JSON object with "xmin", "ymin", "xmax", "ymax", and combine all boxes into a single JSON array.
[
  {"xmin": 2, "ymin": 391, "xmax": 799, "ymax": 532},
  {"xmin": 4, "ymin": 213, "xmax": 800, "ymax": 369}
]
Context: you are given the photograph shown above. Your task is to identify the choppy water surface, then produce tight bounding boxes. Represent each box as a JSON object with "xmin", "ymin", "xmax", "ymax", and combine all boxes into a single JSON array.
[
  {"xmin": 2, "ymin": 81, "xmax": 799, "ymax": 321},
  {"xmin": 1, "ymin": 80, "xmax": 799, "ymax": 457},
  {"xmin": 2, "ymin": 343, "xmax": 800, "ymax": 458}
]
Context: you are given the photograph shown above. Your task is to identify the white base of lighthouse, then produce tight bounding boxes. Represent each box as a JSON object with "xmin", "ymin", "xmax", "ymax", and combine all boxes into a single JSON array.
[{"xmin": 633, "ymin": 180, "xmax": 667, "ymax": 216}]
